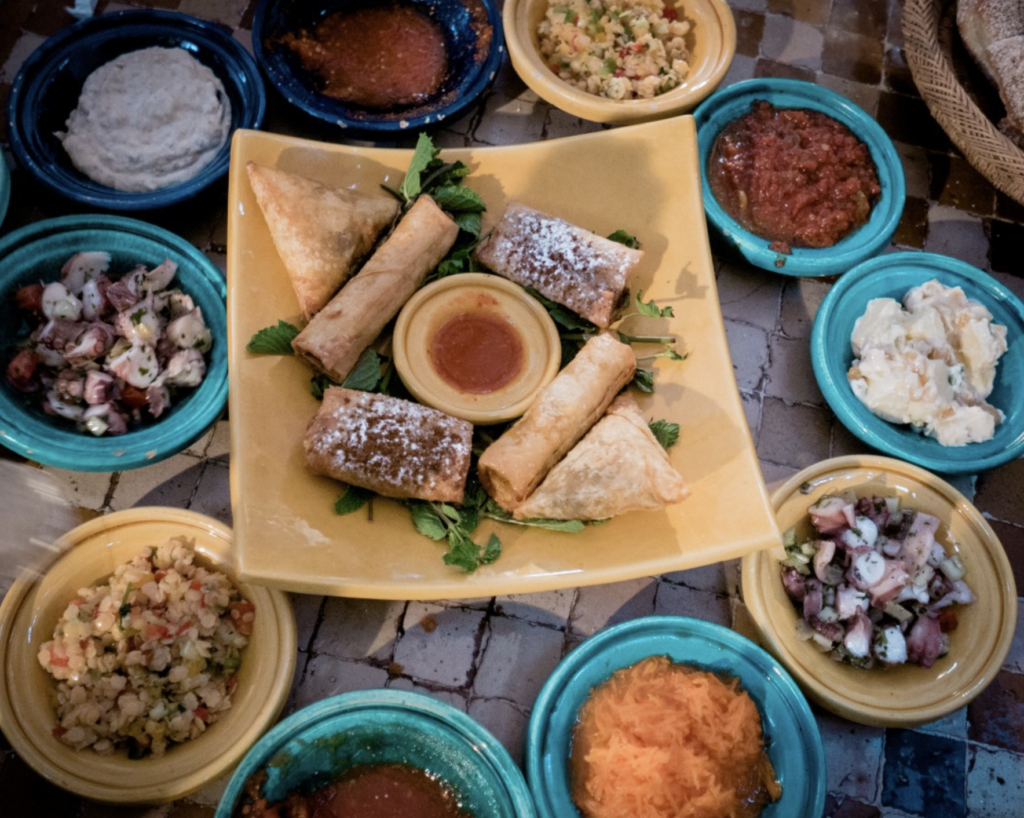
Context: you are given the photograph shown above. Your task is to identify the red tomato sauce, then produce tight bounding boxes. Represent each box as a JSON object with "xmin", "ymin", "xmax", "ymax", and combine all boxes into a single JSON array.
[
  {"xmin": 280, "ymin": 4, "xmax": 448, "ymax": 109},
  {"xmin": 429, "ymin": 307, "xmax": 525, "ymax": 394},
  {"xmin": 236, "ymin": 763, "xmax": 472, "ymax": 818},
  {"xmin": 708, "ymin": 100, "xmax": 881, "ymax": 252}
]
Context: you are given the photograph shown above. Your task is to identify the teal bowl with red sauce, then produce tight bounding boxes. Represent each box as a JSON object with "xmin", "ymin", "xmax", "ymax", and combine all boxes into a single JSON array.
[
  {"xmin": 215, "ymin": 689, "xmax": 536, "ymax": 818},
  {"xmin": 694, "ymin": 78, "xmax": 905, "ymax": 277}
]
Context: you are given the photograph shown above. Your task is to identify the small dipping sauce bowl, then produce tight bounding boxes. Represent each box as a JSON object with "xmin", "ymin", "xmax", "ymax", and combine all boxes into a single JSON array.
[{"xmin": 394, "ymin": 274, "xmax": 561, "ymax": 424}]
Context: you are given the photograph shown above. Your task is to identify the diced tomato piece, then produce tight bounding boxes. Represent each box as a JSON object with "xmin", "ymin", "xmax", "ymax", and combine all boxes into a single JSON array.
[
  {"xmin": 49, "ymin": 650, "xmax": 70, "ymax": 668},
  {"xmin": 228, "ymin": 600, "xmax": 257, "ymax": 636},
  {"xmin": 52, "ymin": 725, "xmax": 68, "ymax": 739},
  {"xmin": 154, "ymin": 570, "xmax": 166, "ymax": 582},
  {"xmin": 144, "ymin": 623, "xmax": 170, "ymax": 640},
  {"xmin": 6, "ymin": 348, "xmax": 39, "ymax": 392},
  {"xmin": 937, "ymin": 607, "xmax": 959, "ymax": 633},
  {"xmin": 191, "ymin": 580, "xmax": 202, "ymax": 591},
  {"xmin": 119, "ymin": 385, "xmax": 148, "ymax": 411},
  {"xmin": 194, "ymin": 706, "xmax": 210, "ymax": 723},
  {"xmin": 15, "ymin": 283, "xmax": 44, "ymax": 313},
  {"xmin": 662, "ymin": 5, "xmax": 678, "ymax": 19}
]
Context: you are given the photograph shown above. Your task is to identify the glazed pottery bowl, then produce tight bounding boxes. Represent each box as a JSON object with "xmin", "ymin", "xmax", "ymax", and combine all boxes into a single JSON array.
[
  {"xmin": 694, "ymin": 77, "xmax": 905, "ymax": 276},
  {"xmin": 7, "ymin": 9, "xmax": 265, "ymax": 211},
  {"xmin": 393, "ymin": 273, "xmax": 562, "ymax": 424},
  {"xmin": 811, "ymin": 251, "xmax": 1024, "ymax": 474},
  {"xmin": 215, "ymin": 688, "xmax": 537, "ymax": 817},
  {"xmin": 252, "ymin": 0, "xmax": 503, "ymax": 134},
  {"xmin": 0, "ymin": 215, "xmax": 228, "ymax": 471},
  {"xmin": 525, "ymin": 616, "xmax": 827, "ymax": 818},
  {"xmin": 742, "ymin": 455, "xmax": 1017, "ymax": 727},
  {"xmin": 0, "ymin": 508, "xmax": 297, "ymax": 804},
  {"xmin": 504, "ymin": 0, "xmax": 735, "ymax": 124}
]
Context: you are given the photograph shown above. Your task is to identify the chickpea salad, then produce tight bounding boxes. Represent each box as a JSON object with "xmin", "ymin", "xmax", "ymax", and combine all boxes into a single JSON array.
[
  {"xmin": 5, "ymin": 251, "xmax": 211, "ymax": 436},
  {"xmin": 37, "ymin": 537, "xmax": 254, "ymax": 758},
  {"xmin": 780, "ymin": 494, "xmax": 975, "ymax": 669}
]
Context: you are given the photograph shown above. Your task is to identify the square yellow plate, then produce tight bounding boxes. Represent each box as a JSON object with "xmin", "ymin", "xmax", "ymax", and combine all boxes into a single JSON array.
[{"xmin": 227, "ymin": 119, "xmax": 779, "ymax": 599}]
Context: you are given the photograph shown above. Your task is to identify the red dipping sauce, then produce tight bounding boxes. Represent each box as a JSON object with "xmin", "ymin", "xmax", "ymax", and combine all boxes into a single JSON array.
[
  {"xmin": 238, "ymin": 762, "xmax": 471, "ymax": 818},
  {"xmin": 429, "ymin": 304, "xmax": 525, "ymax": 395},
  {"xmin": 280, "ymin": 4, "xmax": 448, "ymax": 109},
  {"xmin": 708, "ymin": 100, "xmax": 881, "ymax": 252}
]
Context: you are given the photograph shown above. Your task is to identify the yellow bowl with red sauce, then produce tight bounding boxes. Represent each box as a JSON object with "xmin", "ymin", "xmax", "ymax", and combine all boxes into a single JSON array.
[
  {"xmin": 694, "ymin": 78, "xmax": 906, "ymax": 276},
  {"xmin": 393, "ymin": 273, "xmax": 562, "ymax": 424}
]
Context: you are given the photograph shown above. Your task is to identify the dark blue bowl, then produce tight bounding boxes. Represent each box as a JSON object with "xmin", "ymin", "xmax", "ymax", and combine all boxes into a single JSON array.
[
  {"xmin": 7, "ymin": 10, "xmax": 266, "ymax": 211},
  {"xmin": 252, "ymin": 0, "xmax": 503, "ymax": 135},
  {"xmin": 0, "ymin": 215, "xmax": 228, "ymax": 471}
]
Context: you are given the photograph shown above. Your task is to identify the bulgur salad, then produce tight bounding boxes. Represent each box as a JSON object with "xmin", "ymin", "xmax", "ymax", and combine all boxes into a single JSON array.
[
  {"xmin": 37, "ymin": 536, "xmax": 254, "ymax": 758},
  {"xmin": 538, "ymin": 0, "xmax": 692, "ymax": 100}
]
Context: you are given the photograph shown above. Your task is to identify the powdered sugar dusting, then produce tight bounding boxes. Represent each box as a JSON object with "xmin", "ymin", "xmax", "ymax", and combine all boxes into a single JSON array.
[
  {"xmin": 476, "ymin": 202, "xmax": 642, "ymax": 328},
  {"xmin": 305, "ymin": 388, "xmax": 472, "ymax": 502}
]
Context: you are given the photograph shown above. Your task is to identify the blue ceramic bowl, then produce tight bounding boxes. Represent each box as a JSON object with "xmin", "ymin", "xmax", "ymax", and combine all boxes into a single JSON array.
[
  {"xmin": 215, "ymin": 689, "xmax": 536, "ymax": 818},
  {"xmin": 0, "ymin": 215, "xmax": 228, "ymax": 471},
  {"xmin": 811, "ymin": 252, "xmax": 1024, "ymax": 474},
  {"xmin": 252, "ymin": 0, "xmax": 503, "ymax": 134},
  {"xmin": 7, "ymin": 10, "xmax": 265, "ymax": 211},
  {"xmin": 694, "ymin": 78, "xmax": 905, "ymax": 276},
  {"xmin": 525, "ymin": 616, "xmax": 826, "ymax": 818}
]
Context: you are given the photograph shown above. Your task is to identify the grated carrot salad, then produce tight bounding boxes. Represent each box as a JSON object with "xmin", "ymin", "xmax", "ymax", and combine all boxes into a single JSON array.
[{"xmin": 569, "ymin": 655, "xmax": 781, "ymax": 818}]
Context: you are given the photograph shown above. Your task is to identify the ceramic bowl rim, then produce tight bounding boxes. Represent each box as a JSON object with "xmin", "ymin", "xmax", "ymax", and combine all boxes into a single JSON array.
[
  {"xmin": 810, "ymin": 251, "xmax": 1024, "ymax": 474},
  {"xmin": 693, "ymin": 77, "xmax": 906, "ymax": 276},
  {"xmin": 0, "ymin": 507, "xmax": 298, "ymax": 804},
  {"xmin": 6, "ymin": 8, "xmax": 266, "ymax": 211},
  {"xmin": 524, "ymin": 614, "xmax": 827, "ymax": 818},
  {"xmin": 0, "ymin": 214, "xmax": 228, "ymax": 471},
  {"xmin": 741, "ymin": 454, "xmax": 1018, "ymax": 726},
  {"xmin": 215, "ymin": 688, "xmax": 537, "ymax": 818},
  {"xmin": 250, "ymin": 0, "xmax": 505, "ymax": 133},
  {"xmin": 502, "ymin": 0, "xmax": 737, "ymax": 124},
  {"xmin": 0, "ymin": 150, "xmax": 10, "ymax": 230}
]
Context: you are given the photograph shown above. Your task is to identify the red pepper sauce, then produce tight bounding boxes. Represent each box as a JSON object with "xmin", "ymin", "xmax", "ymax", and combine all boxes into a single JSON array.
[
  {"xmin": 280, "ymin": 4, "xmax": 448, "ymax": 109},
  {"xmin": 708, "ymin": 100, "xmax": 881, "ymax": 252},
  {"xmin": 236, "ymin": 763, "xmax": 472, "ymax": 818},
  {"xmin": 429, "ymin": 305, "xmax": 525, "ymax": 395}
]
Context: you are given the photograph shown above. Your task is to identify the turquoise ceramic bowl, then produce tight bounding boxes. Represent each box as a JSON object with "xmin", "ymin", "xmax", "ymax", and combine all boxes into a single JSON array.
[
  {"xmin": 811, "ymin": 252, "xmax": 1024, "ymax": 474},
  {"xmin": 216, "ymin": 689, "xmax": 536, "ymax": 818},
  {"xmin": 525, "ymin": 616, "xmax": 826, "ymax": 818},
  {"xmin": 0, "ymin": 215, "xmax": 227, "ymax": 471},
  {"xmin": 694, "ymin": 78, "xmax": 905, "ymax": 276}
]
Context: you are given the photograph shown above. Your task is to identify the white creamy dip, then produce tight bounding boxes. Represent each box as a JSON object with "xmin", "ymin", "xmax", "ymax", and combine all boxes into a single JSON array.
[
  {"xmin": 58, "ymin": 47, "xmax": 231, "ymax": 192},
  {"xmin": 847, "ymin": 279, "xmax": 1008, "ymax": 446}
]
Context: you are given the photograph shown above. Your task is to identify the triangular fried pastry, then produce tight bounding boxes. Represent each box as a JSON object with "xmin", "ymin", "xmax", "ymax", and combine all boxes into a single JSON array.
[
  {"xmin": 513, "ymin": 392, "xmax": 688, "ymax": 520},
  {"xmin": 246, "ymin": 161, "xmax": 400, "ymax": 319}
]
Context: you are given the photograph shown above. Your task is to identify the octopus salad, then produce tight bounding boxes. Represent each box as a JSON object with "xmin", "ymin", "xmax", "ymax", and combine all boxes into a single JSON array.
[
  {"xmin": 5, "ymin": 251, "xmax": 211, "ymax": 435},
  {"xmin": 781, "ymin": 494, "xmax": 975, "ymax": 669}
]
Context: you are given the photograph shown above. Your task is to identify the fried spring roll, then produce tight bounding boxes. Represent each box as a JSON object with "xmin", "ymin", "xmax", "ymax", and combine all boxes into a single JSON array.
[
  {"xmin": 305, "ymin": 387, "xmax": 473, "ymax": 503},
  {"xmin": 474, "ymin": 201, "xmax": 643, "ymax": 328},
  {"xmin": 292, "ymin": 194, "xmax": 460, "ymax": 382},
  {"xmin": 513, "ymin": 392, "xmax": 688, "ymax": 520},
  {"xmin": 477, "ymin": 332, "xmax": 637, "ymax": 511},
  {"xmin": 246, "ymin": 162, "xmax": 400, "ymax": 320}
]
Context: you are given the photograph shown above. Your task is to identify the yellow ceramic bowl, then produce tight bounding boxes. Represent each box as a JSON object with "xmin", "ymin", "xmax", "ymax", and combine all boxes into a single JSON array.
[
  {"xmin": 741, "ymin": 455, "xmax": 1017, "ymax": 727},
  {"xmin": 0, "ymin": 508, "xmax": 297, "ymax": 804},
  {"xmin": 503, "ymin": 0, "xmax": 736, "ymax": 124},
  {"xmin": 393, "ymin": 273, "xmax": 561, "ymax": 424}
]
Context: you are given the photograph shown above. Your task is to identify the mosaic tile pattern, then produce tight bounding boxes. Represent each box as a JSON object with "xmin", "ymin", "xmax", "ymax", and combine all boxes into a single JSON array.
[{"xmin": 0, "ymin": 0, "xmax": 1022, "ymax": 816}]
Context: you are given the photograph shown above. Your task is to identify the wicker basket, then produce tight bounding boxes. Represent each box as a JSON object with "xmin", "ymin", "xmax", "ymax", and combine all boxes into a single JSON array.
[{"xmin": 904, "ymin": 0, "xmax": 1024, "ymax": 205}]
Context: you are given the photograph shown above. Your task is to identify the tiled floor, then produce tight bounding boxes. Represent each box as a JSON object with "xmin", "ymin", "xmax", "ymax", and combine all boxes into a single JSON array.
[{"xmin": 1, "ymin": 1, "xmax": 1023, "ymax": 816}]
